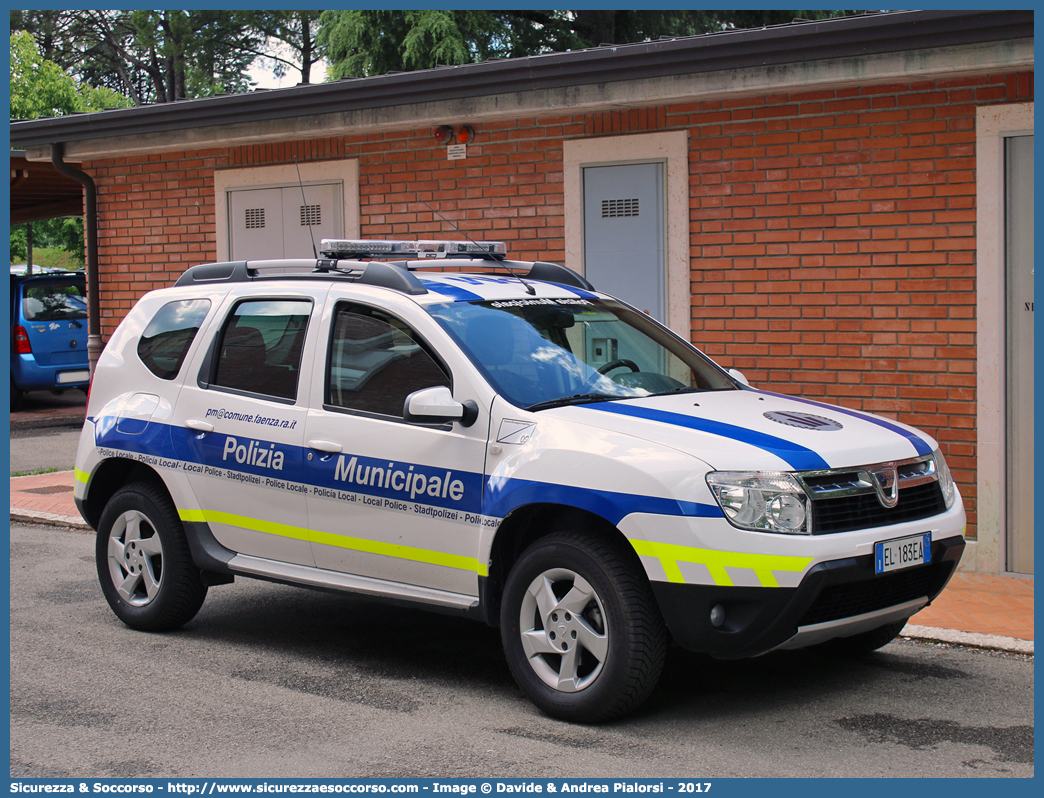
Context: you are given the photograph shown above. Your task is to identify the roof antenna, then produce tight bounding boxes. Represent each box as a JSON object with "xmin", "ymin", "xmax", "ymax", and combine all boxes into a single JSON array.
[
  {"xmin": 295, "ymin": 156, "xmax": 318, "ymax": 259},
  {"xmin": 407, "ymin": 188, "xmax": 535, "ymax": 295}
]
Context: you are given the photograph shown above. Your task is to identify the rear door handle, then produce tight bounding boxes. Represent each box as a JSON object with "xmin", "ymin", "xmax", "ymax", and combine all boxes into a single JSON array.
[
  {"xmin": 308, "ymin": 439, "xmax": 342, "ymax": 453},
  {"xmin": 185, "ymin": 419, "xmax": 214, "ymax": 433}
]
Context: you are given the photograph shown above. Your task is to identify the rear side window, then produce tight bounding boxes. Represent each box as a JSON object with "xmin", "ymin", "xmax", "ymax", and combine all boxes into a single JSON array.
[
  {"xmin": 213, "ymin": 299, "xmax": 311, "ymax": 401},
  {"xmin": 137, "ymin": 299, "xmax": 212, "ymax": 380},
  {"xmin": 21, "ymin": 279, "xmax": 87, "ymax": 322}
]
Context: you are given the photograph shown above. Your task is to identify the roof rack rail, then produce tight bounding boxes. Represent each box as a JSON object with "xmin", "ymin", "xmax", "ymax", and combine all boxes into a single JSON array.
[
  {"xmin": 172, "ymin": 242, "xmax": 593, "ymax": 295},
  {"xmin": 397, "ymin": 258, "xmax": 594, "ymax": 291},
  {"xmin": 174, "ymin": 258, "xmax": 428, "ymax": 295}
]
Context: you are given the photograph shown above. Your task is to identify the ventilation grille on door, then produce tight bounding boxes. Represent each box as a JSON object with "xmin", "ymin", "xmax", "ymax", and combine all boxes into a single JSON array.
[
  {"xmin": 300, "ymin": 205, "xmax": 322, "ymax": 226},
  {"xmin": 244, "ymin": 208, "xmax": 266, "ymax": 229},
  {"xmin": 601, "ymin": 198, "xmax": 640, "ymax": 218}
]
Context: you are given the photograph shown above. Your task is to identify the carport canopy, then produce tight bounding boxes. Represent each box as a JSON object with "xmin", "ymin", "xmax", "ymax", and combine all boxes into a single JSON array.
[{"xmin": 10, "ymin": 149, "xmax": 84, "ymax": 224}]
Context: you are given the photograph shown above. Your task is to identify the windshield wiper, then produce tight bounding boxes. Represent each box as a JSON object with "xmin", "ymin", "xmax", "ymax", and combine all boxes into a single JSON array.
[
  {"xmin": 525, "ymin": 393, "xmax": 631, "ymax": 412},
  {"xmin": 649, "ymin": 387, "xmax": 701, "ymax": 397}
]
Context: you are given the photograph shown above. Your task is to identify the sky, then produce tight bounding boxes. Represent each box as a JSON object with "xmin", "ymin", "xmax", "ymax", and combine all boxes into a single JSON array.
[{"xmin": 246, "ymin": 37, "xmax": 328, "ymax": 89}]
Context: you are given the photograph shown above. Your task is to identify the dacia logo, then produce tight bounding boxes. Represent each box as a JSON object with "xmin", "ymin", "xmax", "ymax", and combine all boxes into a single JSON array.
[{"xmin": 866, "ymin": 464, "xmax": 899, "ymax": 508}]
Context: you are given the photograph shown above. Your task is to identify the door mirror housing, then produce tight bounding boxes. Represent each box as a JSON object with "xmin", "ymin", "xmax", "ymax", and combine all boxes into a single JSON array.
[
  {"xmin": 728, "ymin": 368, "xmax": 750, "ymax": 387},
  {"xmin": 403, "ymin": 385, "xmax": 478, "ymax": 427}
]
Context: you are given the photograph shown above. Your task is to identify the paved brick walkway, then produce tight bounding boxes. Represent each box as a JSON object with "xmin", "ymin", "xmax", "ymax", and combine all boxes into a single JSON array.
[
  {"xmin": 10, "ymin": 470, "xmax": 1033, "ymax": 648},
  {"xmin": 911, "ymin": 572, "xmax": 1034, "ymax": 641}
]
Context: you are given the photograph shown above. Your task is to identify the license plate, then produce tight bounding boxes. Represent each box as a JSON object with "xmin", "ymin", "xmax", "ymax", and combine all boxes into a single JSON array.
[
  {"xmin": 58, "ymin": 369, "xmax": 90, "ymax": 384},
  {"xmin": 875, "ymin": 533, "xmax": 931, "ymax": 574}
]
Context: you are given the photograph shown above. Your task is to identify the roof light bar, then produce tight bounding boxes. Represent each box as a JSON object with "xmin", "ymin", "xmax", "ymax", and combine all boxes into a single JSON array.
[
  {"xmin": 416, "ymin": 240, "xmax": 507, "ymax": 258},
  {"xmin": 318, "ymin": 238, "xmax": 507, "ymax": 260},
  {"xmin": 319, "ymin": 239, "xmax": 421, "ymax": 258}
]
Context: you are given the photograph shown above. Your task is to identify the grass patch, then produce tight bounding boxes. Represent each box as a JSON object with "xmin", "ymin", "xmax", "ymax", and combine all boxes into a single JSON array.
[
  {"xmin": 11, "ymin": 247, "xmax": 83, "ymax": 272},
  {"xmin": 10, "ymin": 466, "xmax": 68, "ymax": 477}
]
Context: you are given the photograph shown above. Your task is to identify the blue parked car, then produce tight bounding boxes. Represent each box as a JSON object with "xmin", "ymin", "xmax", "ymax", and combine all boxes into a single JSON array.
[{"xmin": 10, "ymin": 270, "xmax": 90, "ymax": 409}]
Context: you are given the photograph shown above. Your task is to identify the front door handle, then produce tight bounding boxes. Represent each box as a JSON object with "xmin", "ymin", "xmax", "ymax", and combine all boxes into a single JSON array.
[
  {"xmin": 185, "ymin": 419, "xmax": 214, "ymax": 433},
  {"xmin": 308, "ymin": 439, "xmax": 342, "ymax": 453}
]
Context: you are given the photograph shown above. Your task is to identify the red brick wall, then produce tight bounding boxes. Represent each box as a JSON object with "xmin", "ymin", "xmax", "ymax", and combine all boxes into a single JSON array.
[
  {"xmin": 682, "ymin": 72, "xmax": 1032, "ymax": 540},
  {"xmin": 88, "ymin": 149, "xmax": 228, "ymax": 319},
  {"xmin": 83, "ymin": 70, "xmax": 1034, "ymax": 538}
]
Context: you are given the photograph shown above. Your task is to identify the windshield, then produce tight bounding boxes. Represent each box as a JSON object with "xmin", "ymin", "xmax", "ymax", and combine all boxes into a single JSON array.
[{"xmin": 427, "ymin": 297, "xmax": 737, "ymax": 410}]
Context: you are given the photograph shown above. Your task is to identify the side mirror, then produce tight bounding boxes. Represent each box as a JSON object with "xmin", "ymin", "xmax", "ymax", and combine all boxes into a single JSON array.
[
  {"xmin": 728, "ymin": 368, "xmax": 750, "ymax": 387},
  {"xmin": 403, "ymin": 385, "xmax": 478, "ymax": 427}
]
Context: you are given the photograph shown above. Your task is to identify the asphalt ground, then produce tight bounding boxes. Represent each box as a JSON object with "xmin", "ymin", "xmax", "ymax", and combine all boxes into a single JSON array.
[{"xmin": 9, "ymin": 521, "xmax": 1034, "ymax": 778}]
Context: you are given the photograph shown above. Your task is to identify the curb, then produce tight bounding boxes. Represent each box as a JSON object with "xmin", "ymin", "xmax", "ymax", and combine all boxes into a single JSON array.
[
  {"xmin": 11, "ymin": 510, "xmax": 91, "ymax": 530},
  {"xmin": 902, "ymin": 624, "xmax": 1033, "ymax": 655},
  {"xmin": 10, "ymin": 414, "xmax": 85, "ymax": 431}
]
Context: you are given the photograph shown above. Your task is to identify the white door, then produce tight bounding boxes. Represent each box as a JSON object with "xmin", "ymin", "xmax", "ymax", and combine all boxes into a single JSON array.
[
  {"xmin": 583, "ymin": 163, "xmax": 666, "ymax": 322},
  {"xmin": 228, "ymin": 183, "xmax": 342, "ymax": 260},
  {"xmin": 302, "ymin": 296, "xmax": 491, "ymax": 596},
  {"xmin": 171, "ymin": 287, "xmax": 326, "ymax": 566},
  {"xmin": 1005, "ymin": 134, "xmax": 1033, "ymax": 575}
]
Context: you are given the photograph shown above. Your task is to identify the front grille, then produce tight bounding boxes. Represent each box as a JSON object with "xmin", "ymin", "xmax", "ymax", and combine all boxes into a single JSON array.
[
  {"xmin": 812, "ymin": 481, "xmax": 946, "ymax": 534},
  {"xmin": 799, "ymin": 562, "xmax": 944, "ymax": 627}
]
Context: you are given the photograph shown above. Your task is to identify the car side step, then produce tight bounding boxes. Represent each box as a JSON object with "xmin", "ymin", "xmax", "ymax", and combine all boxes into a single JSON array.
[{"xmin": 227, "ymin": 554, "xmax": 478, "ymax": 611}]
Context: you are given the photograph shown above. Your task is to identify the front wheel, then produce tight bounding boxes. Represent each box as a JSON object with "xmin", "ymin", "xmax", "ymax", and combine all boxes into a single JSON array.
[
  {"xmin": 500, "ymin": 531, "xmax": 667, "ymax": 722},
  {"xmin": 96, "ymin": 482, "xmax": 207, "ymax": 631}
]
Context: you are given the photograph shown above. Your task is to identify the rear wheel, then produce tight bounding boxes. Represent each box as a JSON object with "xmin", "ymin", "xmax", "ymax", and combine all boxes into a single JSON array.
[
  {"xmin": 96, "ymin": 482, "xmax": 207, "ymax": 631},
  {"xmin": 11, "ymin": 379, "xmax": 23, "ymax": 411},
  {"xmin": 500, "ymin": 530, "xmax": 667, "ymax": 722}
]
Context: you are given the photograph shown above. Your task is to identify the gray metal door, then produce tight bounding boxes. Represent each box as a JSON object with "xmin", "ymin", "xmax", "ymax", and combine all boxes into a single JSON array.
[
  {"xmin": 229, "ymin": 183, "xmax": 342, "ymax": 260},
  {"xmin": 583, "ymin": 163, "xmax": 665, "ymax": 322},
  {"xmin": 1005, "ymin": 134, "xmax": 1033, "ymax": 575}
]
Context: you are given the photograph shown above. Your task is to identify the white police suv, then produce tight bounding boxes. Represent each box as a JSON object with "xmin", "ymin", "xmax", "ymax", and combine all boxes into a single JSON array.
[{"xmin": 75, "ymin": 239, "xmax": 965, "ymax": 722}]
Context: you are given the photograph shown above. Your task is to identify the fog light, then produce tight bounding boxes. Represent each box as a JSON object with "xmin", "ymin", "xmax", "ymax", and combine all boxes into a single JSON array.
[{"xmin": 709, "ymin": 603, "xmax": 725, "ymax": 628}]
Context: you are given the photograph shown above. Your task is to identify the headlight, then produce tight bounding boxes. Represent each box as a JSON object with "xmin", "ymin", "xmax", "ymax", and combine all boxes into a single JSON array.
[
  {"xmin": 934, "ymin": 448, "xmax": 956, "ymax": 509},
  {"xmin": 706, "ymin": 472, "xmax": 811, "ymax": 534}
]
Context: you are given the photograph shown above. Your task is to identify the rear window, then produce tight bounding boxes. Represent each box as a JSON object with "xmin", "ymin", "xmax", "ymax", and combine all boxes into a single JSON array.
[
  {"xmin": 21, "ymin": 279, "xmax": 87, "ymax": 322},
  {"xmin": 212, "ymin": 299, "xmax": 311, "ymax": 401},
  {"xmin": 137, "ymin": 299, "xmax": 212, "ymax": 380}
]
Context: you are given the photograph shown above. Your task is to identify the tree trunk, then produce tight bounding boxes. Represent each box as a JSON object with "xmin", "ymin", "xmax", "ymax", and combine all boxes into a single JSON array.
[
  {"xmin": 148, "ymin": 47, "xmax": 167, "ymax": 103},
  {"xmin": 300, "ymin": 13, "xmax": 312, "ymax": 84},
  {"xmin": 26, "ymin": 223, "xmax": 34, "ymax": 276}
]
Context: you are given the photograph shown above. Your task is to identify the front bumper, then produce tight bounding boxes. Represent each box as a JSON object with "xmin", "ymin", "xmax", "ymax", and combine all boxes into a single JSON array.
[{"xmin": 653, "ymin": 534, "xmax": 965, "ymax": 659}]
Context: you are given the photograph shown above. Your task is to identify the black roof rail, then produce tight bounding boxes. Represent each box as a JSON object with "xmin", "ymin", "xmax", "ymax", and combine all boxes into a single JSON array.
[
  {"xmin": 527, "ymin": 261, "xmax": 594, "ymax": 291},
  {"xmin": 174, "ymin": 258, "xmax": 429, "ymax": 295},
  {"xmin": 172, "ymin": 246, "xmax": 591, "ymax": 295},
  {"xmin": 396, "ymin": 259, "xmax": 595, "ymax": 292}
]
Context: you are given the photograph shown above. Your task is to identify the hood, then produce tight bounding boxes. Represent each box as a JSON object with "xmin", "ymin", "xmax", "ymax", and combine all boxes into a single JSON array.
[{"xmin": 550, "ymin": 389, "xmax": 937, "ymax": 473}]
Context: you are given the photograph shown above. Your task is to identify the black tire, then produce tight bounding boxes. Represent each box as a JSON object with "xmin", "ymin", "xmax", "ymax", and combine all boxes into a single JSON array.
[
  {"xmin": 826, "ymin": 620, "xmax": 908, "ymax": 655},
  {"xmin": 11, "ymin": 379, "xmax": 24, "ymax": 411},
  {"xmin": 96, "ymin": 482, "xmax": 207, "ymax": 631},
  {"xmin": 500, "ymin": 530, "xmax": 667, "ymax": 723}
]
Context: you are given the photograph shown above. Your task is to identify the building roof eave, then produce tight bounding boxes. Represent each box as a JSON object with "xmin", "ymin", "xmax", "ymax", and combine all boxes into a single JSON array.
[{"xmin": 10, "ymin": 9, "xmax": 1034, "ymax": 156}]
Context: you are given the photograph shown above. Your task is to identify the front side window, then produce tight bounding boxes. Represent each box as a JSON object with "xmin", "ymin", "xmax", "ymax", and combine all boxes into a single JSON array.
[
  {"xmin": 428, "ymin": 297, "xmax": 737, "ymax": 410},
  {"xmin": 138, "ymin": 299, "xmax": 212, "ymax": 380},
  {"xmin": 327, "ymin": 304, "xmax": 449, "ymax": 417},
  {"xmin": 21, "ymin": 279, "xmax": 88, "ymax": 322},
  {"xmin": 213, "ymin": 299, "xmax": 311, "ymax": 400}
]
